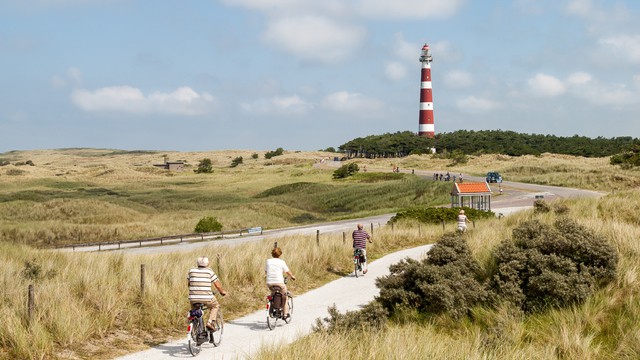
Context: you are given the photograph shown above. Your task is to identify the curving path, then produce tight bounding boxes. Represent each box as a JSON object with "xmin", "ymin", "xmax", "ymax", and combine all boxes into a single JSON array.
[
  {"xmin": 112, "ymin": 176, "xmax": 604, "ymax": 359},
  {"xmin": 115, "ymin": 244, "xmax": 433, "ymax": 360}
]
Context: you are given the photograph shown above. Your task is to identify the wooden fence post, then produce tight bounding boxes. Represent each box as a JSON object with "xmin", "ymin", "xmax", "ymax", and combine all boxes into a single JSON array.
[
  {"xmin": 442, "ymin": 220, "xmax": 445, "ymax": 232},
  {"xmin": 140, "ymin": 264, "xmax": 146, "ymax": 297},
  {"xmin": 216, "ymin": 254, "xmax": 222, "ymax": 277},
  {"xmin": 342, "ymin": 232, "xmax": 346, "ymax": 245},
  {"xmin": 316, "ymin": 230, "xmax": 320, "ymax": 246},
  {"xmin": 370, "ymin": 223, "xmax": 374, "ymax": 236},
  {"xmin": 418, "ymin": 223, "xmax": 421, "ymax": 236},
  {"xmin": 391, "ymin": 222, "xmax": 394, "ymax": 232},
  {"xmin": 274, "ymin": 241, "xmax": 278, "ymax": 249},
  {"xmin": 28, "ymin": 284, "xmax": 35, "ymax": 325}
]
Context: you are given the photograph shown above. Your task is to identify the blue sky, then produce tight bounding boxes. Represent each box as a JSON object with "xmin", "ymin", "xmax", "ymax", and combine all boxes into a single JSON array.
[{"xmin": 1, "ymin": 0, "xmax": 639, "ymax": 152}]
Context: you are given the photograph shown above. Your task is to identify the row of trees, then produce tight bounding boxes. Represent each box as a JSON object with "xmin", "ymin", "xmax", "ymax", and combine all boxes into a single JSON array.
[{"xmin": 338, "ymin": 130, "xmax": 638, "ymax": 158}]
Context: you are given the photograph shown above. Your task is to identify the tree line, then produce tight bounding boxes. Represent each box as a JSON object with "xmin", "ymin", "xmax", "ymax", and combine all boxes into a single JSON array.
[{"xmin": 338, "ymin": 130, "xmax": 638, "ymax": 158}]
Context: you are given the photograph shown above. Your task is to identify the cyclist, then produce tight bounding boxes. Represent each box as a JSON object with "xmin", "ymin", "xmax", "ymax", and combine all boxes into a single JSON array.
[
  {"xmin": 188, "ymin": 256, "xmax": 227, "ymax": 331},
  {"xmin": 457, "ymin": 209, "xmax": 471, "ymax": 233},
  {"xmin": 265, "ymin": 247, "xmax": 296, "ymax": 319},
  {"xmin": 352, "ymin": 224, "xmax": 372, "ymax": 274}
]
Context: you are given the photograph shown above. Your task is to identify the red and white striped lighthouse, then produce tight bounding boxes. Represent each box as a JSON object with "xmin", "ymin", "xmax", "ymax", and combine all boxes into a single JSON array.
[{"xmin": 418, "ymin": 43, "xmax": 434, "ymax": 138}]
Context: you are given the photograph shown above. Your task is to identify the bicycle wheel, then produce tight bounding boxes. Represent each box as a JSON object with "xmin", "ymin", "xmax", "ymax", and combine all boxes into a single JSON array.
[
  {"xmin": 284, "ymin": 295, "xmax": 293, "ymax": 324},
  {"xmin": 354, "ymin": 260, "xmax": 360, "ymax": 278},
  {"xmin": 187, "ymin": 319, "xmax": 202, "ymax": 356},
  {"xmin": 266, "ymin": 312, "xmax": 277, "ymax": 330},
  {"xmin": 210, "ymin": 310, "xmax": 224, "ymax": 346}
]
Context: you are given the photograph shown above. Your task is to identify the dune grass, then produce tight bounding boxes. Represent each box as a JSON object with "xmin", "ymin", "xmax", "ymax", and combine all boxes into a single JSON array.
[
  {"xmin": 256, "ymin": 192, "xmax": 640, "ymax": 360},
  {"xmin": 2, "ymin": 149, "xmax": 640, "ymax": 359}
]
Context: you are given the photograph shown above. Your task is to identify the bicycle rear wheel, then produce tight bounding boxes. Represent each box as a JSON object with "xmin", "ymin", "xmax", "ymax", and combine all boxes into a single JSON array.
[
  {"xmin": 210, "ymin": 310, "xmax": 224, "ymax": 346},
  {"xmin": 354, "ymin": 260, "xmax": 360, "ymax": 278},
  {"xmin": 188, "ymin": 319, "xmax": 202, "ymax": 356},
  {"xmin": 267, "ymin": 312, "xmax": 277, "ymax": 330}
]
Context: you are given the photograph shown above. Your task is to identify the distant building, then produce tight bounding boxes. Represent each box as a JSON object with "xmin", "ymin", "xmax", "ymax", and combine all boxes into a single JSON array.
[
  {"xmin": 153, "ymin": 160, "xmax": 185, "ymax": 171},
  {"xmin": 451, "ymin": 182, "xmax": 492, "ymax": 211}
]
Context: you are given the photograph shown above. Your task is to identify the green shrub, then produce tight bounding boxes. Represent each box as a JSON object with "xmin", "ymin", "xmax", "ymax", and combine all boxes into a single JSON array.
[
  {"xmin": 194, "ymin": 216, "xmax": 223, "ymax": 233},
  {"xmin": 230, "ymin": 156, "xmax": 243, "ymax": 168},
  {"xmin": 264, "ymin": 147, "xmax": 284, "ymax": 159},
  {"xmin": 488, "ymin": 218, "xmax": 617, "ymax": 313},
  {"xmin": 389, "ymin": 206, "xmax": 494, "ymax": 224},
  {"xmin": 533, "ymin": 199, "xmax": 551, "ymax": 213},
  {"xmin": 313, "ymin": 302, "xmax": 388, "ymax": 334},
  {"xmin": 251, "ymin": 153, "xmax": 259, "ymax": 160},
  {"xmin": 194, "ymin": 158, "xmax": 213, "ymax": 174},
  {"xmin": 375, "ymin": 234, "xmax": 487, "ymax": 319},
  {"xmin": 332, "ymin": 163, "xmax": 359, "ymax": 179}
]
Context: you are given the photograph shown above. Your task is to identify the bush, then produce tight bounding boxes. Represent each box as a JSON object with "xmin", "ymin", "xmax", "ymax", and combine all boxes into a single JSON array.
[
  {"xmin": 533, "ymin": 199, "xmax": 551, "ymax": 213},
  {"xmin": 332, "ymin": 163, "xmax": 359, "ymax": 179},
  {"xmin": 251, "ymin": 153, "xmax": 259, "ymax": 160},
  {"xmin": 230, "ymin": 156, "xmax": 243, "ymax": 168},
  {"xmin": 389, "ymin": 206, "xmax": 494, "ymax": 224},
  {"xmin": 194, "ymin": 158, "xmax": 213, "ymax": 174},
  {"xmin": 264, "ymin": 147, "xmax": 284, "ymax": 159},
  {"xmin": 488, "ymin": 218, "xmax": 617, "ymax": 313},
  {"xmin": 376, "ymin": 234, "xmax": 487, "ymax": 319},
  {"xmin": 194, "ymin": 216, "xmax": 223, "ymax": 233},
  {"xmin": 313, "ymin": 302, "xmax": 388, "ymax": 334}
]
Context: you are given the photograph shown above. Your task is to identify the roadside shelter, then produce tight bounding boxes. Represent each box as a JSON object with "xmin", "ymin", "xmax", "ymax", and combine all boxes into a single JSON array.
[{"xmin": 451, "ymin": 182, "xmax": 492, "ymax": 211}]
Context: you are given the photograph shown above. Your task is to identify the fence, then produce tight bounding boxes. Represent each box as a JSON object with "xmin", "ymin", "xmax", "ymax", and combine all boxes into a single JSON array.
[{"xmin": 58, "ymin": 227, "xmax": 263, "ymax": 252}]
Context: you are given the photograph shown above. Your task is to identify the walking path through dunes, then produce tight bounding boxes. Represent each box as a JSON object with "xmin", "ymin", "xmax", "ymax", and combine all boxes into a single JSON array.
[{"xmin": 115, "ymin": 244, "xmax": 433, "ymax": 360}]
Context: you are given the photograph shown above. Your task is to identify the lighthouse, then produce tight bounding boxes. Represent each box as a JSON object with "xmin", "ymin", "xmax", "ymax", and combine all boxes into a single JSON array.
[{"xmin": 418, "ymin": 43, "xmax": 434, "ymax": 138}]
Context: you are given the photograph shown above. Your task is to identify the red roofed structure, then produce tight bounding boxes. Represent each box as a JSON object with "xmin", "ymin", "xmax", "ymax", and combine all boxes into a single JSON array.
[{"xmin": 451, "ymin": 182, "xmax": 492, "ymax": 211}]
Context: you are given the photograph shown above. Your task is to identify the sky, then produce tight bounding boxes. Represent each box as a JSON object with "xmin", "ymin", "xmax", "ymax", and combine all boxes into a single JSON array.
[{"xmin": 1, "ymin": 0, "xmax": 639, "ymax": 152}]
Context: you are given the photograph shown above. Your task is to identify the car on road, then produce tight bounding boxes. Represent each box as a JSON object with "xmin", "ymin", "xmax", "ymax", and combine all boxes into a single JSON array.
[{"xmin": 486, "ymin": 171, "xmax": 502, "ymax": 183}]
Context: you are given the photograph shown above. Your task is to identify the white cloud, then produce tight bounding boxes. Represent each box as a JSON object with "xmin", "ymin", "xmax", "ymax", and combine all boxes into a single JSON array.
[
  {"xmin": 634, "ymin": 75, "xmax": 640, "ymax": 88},
  {"xmin": 599, "ymin": 35, "xmax": 640, "ymax": 64},
  {"xmin": 241, "ymin": 95, "xmax": 314, "ymax": 115},
  {"xmin": 322, "ymin": 91, "xmax": 384, "ymax": 113},
  {"xmin": 385, "ymin": 62, "xmax": 407, "ymax": 81},
  {"xmin": 527, "ymin": 73, "xmax": 566, "ymax": 97},
  {"xmin": 71, "ymin": 86, "xmax": 218, "ymax": 116},
  {"xmin": 570, "ymin": 81, "xmax": 636, "ymax": 107},
  {"xmin": 262, "ymin": 16, "xmax": 366, "ymax": 63},
  {"xmin": 443, "ymin": 70, "xmax": 473, "ymax": 89},
  {"xmin": 566, "ymin": 0, "xmax": 593, "ymax": 17},
  {"xmin": 456, "ymin": 96, "xmax": 502, "ymax": 113},
  {"xmin": 355, "ymin": 0, "xmax": 464, "ymax": 19},
  {"xmin": 566, "ymin": 72, "xmax": 592, "ymax": 85}
]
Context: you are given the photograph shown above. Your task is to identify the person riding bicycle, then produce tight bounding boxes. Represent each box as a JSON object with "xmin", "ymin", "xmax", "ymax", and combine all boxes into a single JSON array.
[
  {"xmin": 352, "ymin": 224, "xmax": 372, "ymax": 274},
  {"xmin": 457, "ymin": 209, "xmax": 471, "ymax": 233},
  {"xmin": 188, "ymin": 256, "xmax": 227, "ymax": 331},
  {"xmin": 265, "ymin": 247, "xmax": 295, "ymax": 319}
]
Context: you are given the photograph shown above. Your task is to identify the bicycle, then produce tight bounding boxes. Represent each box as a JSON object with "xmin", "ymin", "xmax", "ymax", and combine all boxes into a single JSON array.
[
  {"xmin": 354, "ymin": 248, "xmax": 366, "ymax": 278},
  {"xmin": 187, "ymin": 303, "xmax": 224, "ymax": 356},
  {"xmin": 266, "ymin": 278, "xmax": 293, "ymax": 330}
]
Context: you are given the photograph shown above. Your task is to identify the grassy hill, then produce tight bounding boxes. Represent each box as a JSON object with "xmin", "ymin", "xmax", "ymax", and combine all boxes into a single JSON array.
[{"xmin": 1, "ymin": 149, "xmax": 640, "ymax": 359}]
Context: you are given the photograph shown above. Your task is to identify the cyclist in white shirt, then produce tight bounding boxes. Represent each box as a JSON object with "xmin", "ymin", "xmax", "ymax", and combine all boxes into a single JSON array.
[{"xmin": 265, "ymin": 247, "xmax": 296, "ymax": 319}]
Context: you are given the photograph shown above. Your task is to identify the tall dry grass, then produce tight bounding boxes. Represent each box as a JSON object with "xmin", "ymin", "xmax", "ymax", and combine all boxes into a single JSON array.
[{"xmin": 0, "ymin": 217, "xmax": 446, "ymax": 359}]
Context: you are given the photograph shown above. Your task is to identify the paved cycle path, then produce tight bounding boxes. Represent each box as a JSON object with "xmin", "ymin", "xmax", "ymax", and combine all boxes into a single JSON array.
[{"xmin": 115, "ymin": 243, "xmax": 433, "ymax": 360}]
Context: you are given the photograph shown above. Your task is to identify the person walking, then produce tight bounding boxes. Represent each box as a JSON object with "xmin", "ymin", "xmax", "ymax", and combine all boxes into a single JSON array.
[
  {"xmin": 457, "ymin": 210, "xmax": 471, "ymax": 233},
  {"xmin": 188, "ymin": 256, "xmax": 228, "ymax": 331},
  {"xmin": 266, "ymin": 247, "xmax": 296, "ymax": 319},
  {"xmin": 352, "ymin": 224, "xmax": 372, "ymax": 274}
]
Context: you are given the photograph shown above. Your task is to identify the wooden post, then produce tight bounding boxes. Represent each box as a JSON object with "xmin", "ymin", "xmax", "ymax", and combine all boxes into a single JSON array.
[
  {"xmin": 442, "ymin": 220, "xmax": 445, "ymax": 232},
  {"xmin": 274, "ymin": 241, "xmax": 278, "ymax": 249},
  {"xmin": 473, "ymin": 220, "xmax": 476, "ymax": 229},
  {"xmin": 28, "ymin": 284, "xmax": 35, "ymax": 325},
  {"xmin": 370, "ymin": 223, "xmax": 374, "ymax": 236},
  {"xmin": 316, "ymin": 230, "xmax": 320, "ymax": 246},
  {"xmin": 216, "ymin": 254, "xmax": 222, "ymax": 277},
  {"xmin": 342, "ymin": 232, "xmax": 346, "ymax": 245},
  {"xmin": 140, "ymin": 264, "xmax": 146, "ymax": 297},
  {"xmin": 98, "ymin": 243, "xmax": 101, "ymax": 251},
  {"xmin": 391, "ymin": 222, "xmax": 394, "ymax": 232},
  {"xmin": 418, "ymin": 223, "xmax": 421, "ymax": 236}
]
